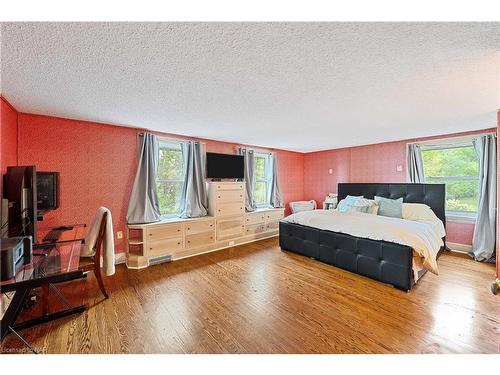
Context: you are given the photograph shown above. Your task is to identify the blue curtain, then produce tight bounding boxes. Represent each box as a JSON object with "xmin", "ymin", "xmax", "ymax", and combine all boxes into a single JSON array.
[
  {"xmin": 179, "ymin": 141, "xmax": 208, "ymax": 218},
  {"xmin": 126, "ymin": 133, "xmax": 161, "ymax": 224},
  {"xmin": 471, "ymin": 134, "xmax": 497, "ymax": 262}
]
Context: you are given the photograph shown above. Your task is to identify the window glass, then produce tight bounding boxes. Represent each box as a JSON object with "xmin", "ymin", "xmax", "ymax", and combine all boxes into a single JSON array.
[
  {"xmin": 156, "ymin": 141, "xmax": 185, "ymax": 216},
  {"xmin": 253, "ymin": 153, "xmax": 270, "ymax": 207},
  {"xmin": 422, "ymin": 145, "xmax": 479, "ymax": 214}
]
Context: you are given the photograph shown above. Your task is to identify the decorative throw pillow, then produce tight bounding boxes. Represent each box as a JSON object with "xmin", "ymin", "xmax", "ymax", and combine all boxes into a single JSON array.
[
  {"xmin": 349, "ymin": 198, "xmax": 374, "ymax": 213},
  {"xmin": 364, "ymin": 199, "xmax": 380, "ymax": 215},
  {"xmin": 337, "ymin": 195, "xmax": 363, "ymax": 212},
  {"xmin": 374, "ymin": 196, "xmax": 403, "ymax": 218}
]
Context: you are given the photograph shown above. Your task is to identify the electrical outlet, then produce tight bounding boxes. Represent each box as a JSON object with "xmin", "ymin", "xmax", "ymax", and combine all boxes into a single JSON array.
[
  {"xmin": 229, "ymin": 240, "xmax": 235, "ymax": 246},
  {"xmin": 328, "ymin": 169, "xmax": 333, "ymax": 175},
  {"xmin": 396, "ymin": 165, "xmax": 403, "ymax": 172},
  {"xmin": 117, "ymin": 231, "xmax": 123, "ymax": 239}
]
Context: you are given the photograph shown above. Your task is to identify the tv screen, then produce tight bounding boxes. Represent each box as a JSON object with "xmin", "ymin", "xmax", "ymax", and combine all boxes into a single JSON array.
[
  {"xmin": 37, "ymin": 172, "xmax": 59, "ymax": 210},
  {"xmin": 206, "ymin": 153, "xmax": 244, "ymax": 179}
]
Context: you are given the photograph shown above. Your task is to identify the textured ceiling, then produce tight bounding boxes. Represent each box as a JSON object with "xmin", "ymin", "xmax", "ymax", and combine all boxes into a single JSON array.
[{"xmin": 1, "ymin": 22, "xmax": 499, "ymax": 152}]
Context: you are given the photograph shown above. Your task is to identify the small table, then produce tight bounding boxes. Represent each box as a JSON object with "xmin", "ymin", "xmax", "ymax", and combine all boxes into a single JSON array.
[
  {"xmin": 323, "ymin": 201, "xmax": 338, "ymax": 210},
  {"xmin": 0, "ymin": 236, "xmax": 86, "ymax": 353}
]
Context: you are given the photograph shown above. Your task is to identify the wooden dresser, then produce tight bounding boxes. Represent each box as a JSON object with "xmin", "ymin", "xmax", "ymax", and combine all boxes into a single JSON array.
[
  {"xmin": 126, "ymin": 181, "xmax": 285, "ymax": 269},
  {"xmin": 208, "ymin": 182, "xmax": 246, "ymax": 241}
]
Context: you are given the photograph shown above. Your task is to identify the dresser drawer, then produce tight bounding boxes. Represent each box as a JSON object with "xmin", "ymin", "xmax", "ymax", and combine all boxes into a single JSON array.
[
  {"xmin": 185, "ymin": 231, "xmax": 215, "ymax": 249},
  {"xmin": 216, "ymin": 189, "xmax": 245, "ymax": 203},
  {"xmin": 245, "ymin": 212, "xmax": 266, "ymax": 225},
  {"xmin": 245, "ymin": 223, "xmax": 266, "ymax": 235},
  {"xmin": 216, "ymin": 202, "xmax": 245, "ymax": 217},
  {"xmin": 185, "ymin": 219, "xmax": 215, "ymax": 235},
  {"xmin": 216, "ymin": 183, "xmax": 244, "ymax": 191},
  {"xmin": 266, "ymin": 210, "xmax": 284, "ymax": 222},
  {"xmin": 147, "ymin": 237, "xmax": 183, "ymax": 258},
  {"xmin": 217, "ymin": 216, "xmax": 245, "ymax": 240},
  {"xmin": 266, "ymin": 220, "xmax": 280, "ymax": 231},
  {"xmin": 146, "ymin": 223, "xmax": 183, "ymax": 240}
]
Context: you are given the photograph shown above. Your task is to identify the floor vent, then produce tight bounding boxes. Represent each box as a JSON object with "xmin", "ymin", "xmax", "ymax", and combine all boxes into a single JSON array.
[{"xmin": 149, "ymin": 255, "xmax": 172, "ymax": 265}]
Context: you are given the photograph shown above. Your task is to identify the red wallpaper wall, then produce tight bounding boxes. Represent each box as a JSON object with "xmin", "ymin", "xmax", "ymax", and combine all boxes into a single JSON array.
[
  {"xmin": 0, "ymin": 97, "xmax": 19, "ymax": 194},
  {"xmin": 17, "ymin": 113, "xmax": 304, "ymax": 253},
  {"xmin": 303, "ymin": 129, "xmax": 496, "ymax": 245},
  {"xmin": 17, "ymin": 114, "xmax": 138, "ymax": 253}
]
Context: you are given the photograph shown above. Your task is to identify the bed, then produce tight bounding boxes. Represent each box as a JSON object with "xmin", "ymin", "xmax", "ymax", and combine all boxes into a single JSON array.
[{"xmin": 279, "ymin": 183, "xmax": 446, "ymax": 291}]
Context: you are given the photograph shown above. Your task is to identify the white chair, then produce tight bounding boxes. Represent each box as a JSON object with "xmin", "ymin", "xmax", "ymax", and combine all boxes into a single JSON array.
[{"xmin": 289, "ymin": 200, "xmax": 317, "ymax": 214}]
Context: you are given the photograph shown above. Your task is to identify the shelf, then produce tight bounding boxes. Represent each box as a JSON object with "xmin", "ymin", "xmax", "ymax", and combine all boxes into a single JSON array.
[{"xmin": 128, "ymin": 240, "xmax": 144, "ymax": 245}]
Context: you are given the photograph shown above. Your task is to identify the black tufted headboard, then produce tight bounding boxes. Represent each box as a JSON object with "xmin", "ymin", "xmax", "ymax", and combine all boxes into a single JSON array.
[{"xmin": 338, "ymin": 183, "xmax": 446, "ymax": 227}]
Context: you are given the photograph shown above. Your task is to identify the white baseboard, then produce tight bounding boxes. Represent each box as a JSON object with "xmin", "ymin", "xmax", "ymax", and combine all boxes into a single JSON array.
[
  {"xmin": 447, "ymin": 242, "xmax": 472, "ymax": 254},
  {"xmin": 115, "ymin": 252, "xmax": 126, "ymax": 265}
]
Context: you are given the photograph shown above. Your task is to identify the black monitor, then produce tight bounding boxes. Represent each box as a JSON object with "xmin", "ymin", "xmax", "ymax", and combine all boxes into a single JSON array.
[
  {"xmin": 206, "ymin": 152, "xmax": 244, "ymax": 179},
  {"xmin": 37, "ymin": 172, "xmax": 59, "ymax": 211},
  {"xmin": 3, "ymin": 166, "xmax": 37, "ymax": 238}
]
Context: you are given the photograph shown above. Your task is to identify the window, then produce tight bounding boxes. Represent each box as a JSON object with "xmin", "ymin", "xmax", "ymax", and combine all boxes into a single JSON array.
[
  {"xmin": 253, "ymin": 152, "xmax": 271, "ymax": 207},
  {"xmin": 156, "ymin": 141, "xmax": 185, "ymax": 216},
  {"xmin": 421, "ymin": 140, "xmax": 480, "ymax": 216}
]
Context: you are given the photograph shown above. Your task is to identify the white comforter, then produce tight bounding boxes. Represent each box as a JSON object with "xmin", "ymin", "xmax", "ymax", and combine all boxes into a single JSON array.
[{"xmin": 283, "ymin": 210, "xmax": 444, "ymax": 275}]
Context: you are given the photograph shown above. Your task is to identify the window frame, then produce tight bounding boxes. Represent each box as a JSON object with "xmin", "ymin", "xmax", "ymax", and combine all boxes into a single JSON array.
[
  {"xmin": 156, "ymin": 139, "xmax": 185, "ymax": 218},
  {"xmin": 253, "ymin": 151, "xmax": 272, "ymax": 208},
  {"xmin": 415, "ymin": 135, "xmax": 483, "ymax": 223}
]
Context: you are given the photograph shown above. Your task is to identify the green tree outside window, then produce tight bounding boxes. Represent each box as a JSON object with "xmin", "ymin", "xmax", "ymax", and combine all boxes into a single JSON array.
[{"xmin": 422, "ymin": 145, "xmax": 479, "ymax": 213}]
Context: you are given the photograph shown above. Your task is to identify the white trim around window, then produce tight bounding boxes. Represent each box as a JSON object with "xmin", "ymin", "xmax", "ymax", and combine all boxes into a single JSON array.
[
  {"xmin": 407, "ymin": 132, "xmax": 493, "ymax": 222},
  {"xmin": 253, "ymin": 151, "xmax": 273, "ymax": 208}
]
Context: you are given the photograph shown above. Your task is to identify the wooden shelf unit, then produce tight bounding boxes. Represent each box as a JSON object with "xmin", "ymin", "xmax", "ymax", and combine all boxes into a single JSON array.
[{"xmin": 125, "ymin": 181, "xmax": 284, "ymax": 269}]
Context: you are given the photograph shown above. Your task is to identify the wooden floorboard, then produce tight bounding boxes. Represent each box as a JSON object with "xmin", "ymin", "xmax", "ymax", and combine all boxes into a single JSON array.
[{"xmin": 1, "ymin": 237, "xmax": 499, "ymax": 353}]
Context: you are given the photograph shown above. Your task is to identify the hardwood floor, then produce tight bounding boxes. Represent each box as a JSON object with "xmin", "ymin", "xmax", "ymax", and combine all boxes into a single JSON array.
[{"xmin": 1, "ymin": 237, "xmax": 499, "ymax": 354}]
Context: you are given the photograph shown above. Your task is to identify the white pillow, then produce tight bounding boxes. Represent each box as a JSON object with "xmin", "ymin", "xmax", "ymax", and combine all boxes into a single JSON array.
[{"xmin": 402, "ymin": 203, "xmax": 438, "ymax": 221}]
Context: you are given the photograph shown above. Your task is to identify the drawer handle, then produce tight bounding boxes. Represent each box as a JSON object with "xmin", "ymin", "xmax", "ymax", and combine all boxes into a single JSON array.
[
  {"xmin": 210, "ymin": 224, "xmax": 213, "ymax": 227},
  {"xmin": 187, "ymin": 228, "xmax": 190, "ymax": 230},
  {"xmin": 149, "ymin": 233, "xmax": 152, "ymax": 236},
  {"xmin": 177, "ymin": 242, "xmax": 181, "ymax": 245},
  {"xmin": 149, "ymin": 247, "xmax": 152, "ymax": 250},
  {"xmin": 218, "ymin": 196, "xmax": 221, "ymax": 198},
  {"xmin": 188, "ymin": 241, "xmax": 190, "ymax": 244},
  {"xmin": 177, "ymin": 229, "xmax": 181, "ymax": 232}
]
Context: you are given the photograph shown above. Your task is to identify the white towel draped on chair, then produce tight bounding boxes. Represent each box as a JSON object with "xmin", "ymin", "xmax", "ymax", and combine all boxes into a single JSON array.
[{"xmin": 81, "ymin": 207, "xmax": 116, "ymax": 276}]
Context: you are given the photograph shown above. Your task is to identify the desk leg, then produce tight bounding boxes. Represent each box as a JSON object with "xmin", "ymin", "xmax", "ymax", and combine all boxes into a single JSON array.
[
  {"xmin": 0, "ymin": 287, "xmax": 29, "ymax": 340},
  {"xmin": 7, "ymin": 326, "xmax": 38, "ymax": 354},
  {"xmin": 1, "ymin": 278, "xmax": 86, "ymax": 353},
  {"xmin": 11, "ymin": 305, "xmax": 86, "ymax": 332}
]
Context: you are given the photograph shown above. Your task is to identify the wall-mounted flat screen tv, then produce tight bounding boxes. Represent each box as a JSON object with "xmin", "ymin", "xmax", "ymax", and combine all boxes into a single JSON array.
[{"xmin": 206, "ymin": 152, "xmax": 244, "ymax": 179}]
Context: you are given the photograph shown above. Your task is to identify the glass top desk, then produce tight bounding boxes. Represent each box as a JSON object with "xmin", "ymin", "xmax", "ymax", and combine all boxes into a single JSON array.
[{"xmin": 1, "ymin": 226, "xmax": 87, "ymax": 352}]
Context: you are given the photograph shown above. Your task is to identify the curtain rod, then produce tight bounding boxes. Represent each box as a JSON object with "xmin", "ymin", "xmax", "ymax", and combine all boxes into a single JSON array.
[
  {"xmin": 406, "ymin": 131, "xmax": 496, "ymax": 146},
  {"xmin": 138, "ymin": 132, "xmax": 206, "ymax": 145},
  {"xmin": 233, "ymin": 145, "xmax": 273, "ymax": 154}
]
